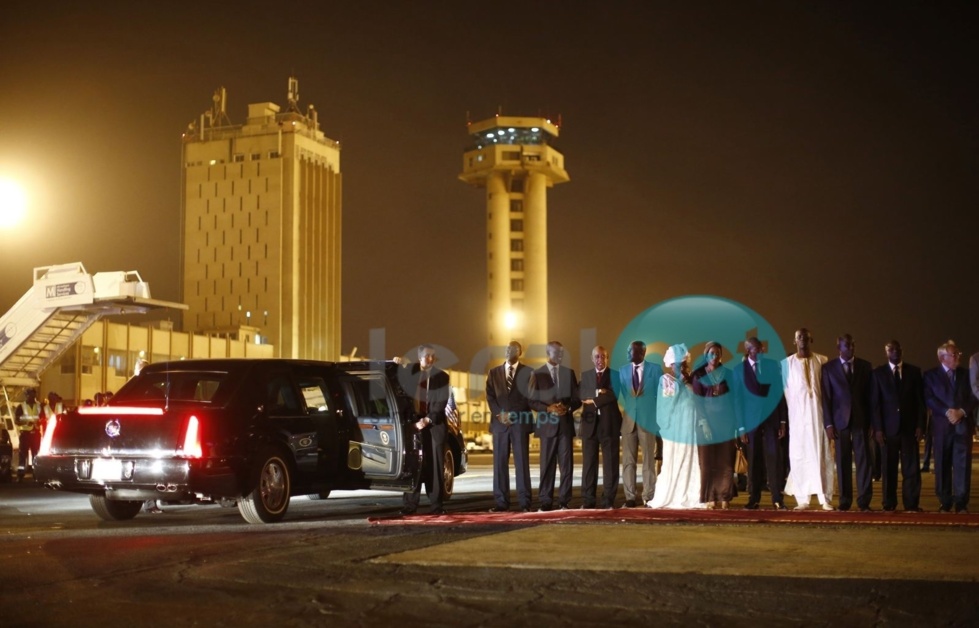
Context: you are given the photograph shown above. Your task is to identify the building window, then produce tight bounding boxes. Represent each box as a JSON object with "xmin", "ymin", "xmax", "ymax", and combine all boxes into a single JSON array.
[
  {"xmin": 511, "ymin": 279, "xmax": 524, "ymax": 291},
  {"xmin": 269, "ymin": 151, "xmax": 281, "ymax": 159},
  {"xmin": 251, "ymin": 153, "xmax": 261, "ymax": 160},
  {"xmin": 510, "ymin": 239, "xmax": 524, "ymax": 252},
  {"xmin": 503, "ymin": 151, "xmax": 520, "ymax": 161},
  {"xmin": 510, "ymin": 259, "xmax": 523, "ymax": 272},
  {"xmin": 510, "ymin": 178, "xmax": 524, "ymax": 193},
  {"xmin": 510, "ymin": 200, "xmax": 523, "ymax": 213},
  {"xmin": 510, "ymin": 219, "xmax": 523, "ymax": 232},
  {"xmin": 233, "ymin": 153, "xmax": 244, "ymax": 163}
]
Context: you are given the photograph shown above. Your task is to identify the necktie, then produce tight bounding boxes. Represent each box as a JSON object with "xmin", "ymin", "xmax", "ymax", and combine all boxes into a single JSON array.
[
  {"xmin": 947, "ymin": 369, "xmax": 955, "ymax": 387},
  {"xmin": 632, "ymin": 364, "xmax": 640, "ymax": 394},
  {"xmin": 551, "ymin": 366, "xmax": 559, "ymax": 390},
  {"xmin": 506, "ymin": 365, "xmax": 514, "ymax": 392},
  {"xmin": 753, "ymin": 361, "xmax": 759, "ymax": 378},
  {"xmin": 894, "ymin": 365, "xmax": 901, "ymax": 386},
  {"xmin": 844, "ymin": 361, "xmax": 852, "ymax": 382}
]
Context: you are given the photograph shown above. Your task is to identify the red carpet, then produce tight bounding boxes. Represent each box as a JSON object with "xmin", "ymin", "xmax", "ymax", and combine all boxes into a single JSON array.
[{"xmin": 371, "ymin": 507, "xmax": 979, "ymax": 527}]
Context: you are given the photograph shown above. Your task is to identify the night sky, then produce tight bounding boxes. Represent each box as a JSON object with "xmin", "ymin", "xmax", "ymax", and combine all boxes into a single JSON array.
[{"xmin": 1, "ymin": 2, "xmax": 976, "ymax": 373}]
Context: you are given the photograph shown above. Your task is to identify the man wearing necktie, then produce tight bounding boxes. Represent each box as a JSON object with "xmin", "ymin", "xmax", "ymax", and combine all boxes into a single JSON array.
[
  {"xmin": 485, "ymin": 341, "xmax": 534, "ymax": 512},
  {"xmin": 922, "ymin": 340, "xmax": 977, "ymax": 513},
  {"xmin": 579, "ymin": 346, "xmax": 623, "ymax": 509},
  {"xmin": 869, "ymin": 340, "xmax": 926, "ymax": 512},
  {"xmin": 529, "ymin": 341, "xmax": 581, "ymax": 510},
  {"xmin": 401, "ymin": 344, "xmax": 451, "ymax": 516},
  {"xmin": 821, "ymin": 334, "xmax": 874, "ymax": 512},
  {"xmin": 616, "ymin": 340, "xmax": 663, "ymax": 507}
]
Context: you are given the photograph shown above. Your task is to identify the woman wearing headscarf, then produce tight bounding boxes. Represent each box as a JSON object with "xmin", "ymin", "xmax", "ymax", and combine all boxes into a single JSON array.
[
  {"xmin": 648, "ymin": 343, "xmax": 706, "ymax": 509},
  {"xmin": 692, "ymin": 341, "xmax": 738, "ymax": 509}
]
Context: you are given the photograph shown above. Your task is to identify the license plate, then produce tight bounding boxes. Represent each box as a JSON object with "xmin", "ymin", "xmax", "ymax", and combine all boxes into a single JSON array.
[{"xmin": 91, "ymin": 458, "xmax": 123, "ymax": 481}]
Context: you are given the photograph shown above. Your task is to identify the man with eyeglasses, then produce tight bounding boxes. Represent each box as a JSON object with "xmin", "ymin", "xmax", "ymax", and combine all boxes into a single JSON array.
[{"xmin": 922, "ymin": 340, "xmax": 977, "ymax": 514}]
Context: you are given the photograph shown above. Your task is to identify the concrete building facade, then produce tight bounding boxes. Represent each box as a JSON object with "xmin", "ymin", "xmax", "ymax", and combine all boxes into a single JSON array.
[
  {"xmin": 459, "ymin": 116, "xmax": 569, "ymax": 350},
  {"xmin": 180, "ymin": 78, "xmax": 341, "ymax": 360}
]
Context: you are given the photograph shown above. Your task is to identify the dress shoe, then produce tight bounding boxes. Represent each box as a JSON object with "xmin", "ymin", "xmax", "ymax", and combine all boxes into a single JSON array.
[
  {"xmin": 743, "ymin": 502, "xmax": 760, "ymax": 510},
  {"xmin": 400, "ymin": 507, "xmax": 417, "ymax": 516},
  {"xmin": 580, "ymin": 503, "xmax": 596, "ymax": 510},
  {"xmin": 520, "ymin": 507, "xmax": 532, "ymax": 513},
  {"xmin": 793, "ymin": 503, "xmax": 809, "ymax": 511},
  {"xmin": 719, "ymin": 501, "xmax": 730, "ymax": 510},
  {"xmin": 882, "ymin": 506, "xmax": 896, "ymax": 512},
  {"xmin": 920, "ymin": 466, "xmax": 931, "ymax": 473},
  {"xmin": 488, "ymin": 506, "xmax": 509, "ymax": 513},
  {"xmin": 538, "ymin": 504, "xmax": 554, "ymax": 512},
  {"xmin": 820, "ymin": 503, "xmax": 836, "ymax": 511},
  {"xmin": 938, "ymin": 507, "xmax": 952, "ymax": 514},
  {"xmin": 859, "ymin": 507, "xmax": 873, "ymax": 513},
  {"xmin": 772, "ymin": 502, "xmax": 788, "ymax": 511},
  {"xmin": 955, "ymin": 508, "xmax": 969, "ymax": 515},
  {"xmin": 706, "ymin": 501, "xmax": 716, "ymax": 510},
  {"xmin": 904, "ymin": 507, "xmax": 923, "ymax": 513},
  {"xmin": 429, "ymin": 508, "xmax": 447, "ymax": 516},
  {"xmin": 623, "ymin": 499, "xmax": 637, "ymax": 508}
]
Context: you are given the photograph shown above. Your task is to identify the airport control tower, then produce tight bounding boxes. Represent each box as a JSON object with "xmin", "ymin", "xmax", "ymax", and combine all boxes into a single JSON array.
[{"xmin": 460, "ymin": 116, "xmax": 569, "ymax": 351}]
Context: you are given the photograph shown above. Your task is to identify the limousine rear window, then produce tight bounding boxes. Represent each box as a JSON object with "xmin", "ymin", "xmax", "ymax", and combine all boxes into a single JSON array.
[{"xmin": 113, "ymin": 371, "xmax": 230, "ymax": 404}]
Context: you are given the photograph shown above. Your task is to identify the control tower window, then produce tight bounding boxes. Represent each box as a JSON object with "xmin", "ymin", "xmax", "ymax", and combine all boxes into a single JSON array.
[
  {"xmin": 510, "ymin": 239, "xmax": 524, "ymax": 252},
  {"xmin": 511, "ymin": 259, "xmax": 524, "ymax": 272},
  {"xmin": 510, "ymin": 200, "xmax": 523, "ymax": 213},
  {"xmin": 510, "ymin": 178, "xmax": 524, "ymax": 193},
  {"xmin": 510, "ymin": 219, "xmax": 523, "ymax": 232}
]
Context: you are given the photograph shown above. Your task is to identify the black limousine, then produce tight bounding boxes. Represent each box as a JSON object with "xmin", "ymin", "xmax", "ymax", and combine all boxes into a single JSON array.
[{"xmin": 34, "ymin": 359, "xmax": 466, "ymax": 523}]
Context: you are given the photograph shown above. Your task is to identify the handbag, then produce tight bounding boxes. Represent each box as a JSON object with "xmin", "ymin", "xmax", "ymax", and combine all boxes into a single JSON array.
[{"xmin": 735, "ymin": 447, "xmax": 748, "ymax": 475}]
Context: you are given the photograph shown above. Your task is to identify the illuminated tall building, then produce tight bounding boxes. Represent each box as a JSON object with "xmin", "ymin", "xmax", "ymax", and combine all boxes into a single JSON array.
[
  {"xmin": 459, "ymin": 116, "xmax": 569, "ymax": 350},
  {"xmin": 180, "ymin": 78, "xmax": 341, "ymax": 360}
]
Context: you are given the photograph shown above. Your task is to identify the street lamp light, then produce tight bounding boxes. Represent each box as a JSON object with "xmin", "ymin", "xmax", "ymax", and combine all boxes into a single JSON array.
[{"xmin": 0, "ymin": 178, "xmax": 27, "ymax": 228}]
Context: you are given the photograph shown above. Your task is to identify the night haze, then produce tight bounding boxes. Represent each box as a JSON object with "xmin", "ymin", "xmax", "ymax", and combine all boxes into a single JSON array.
[{"xmin": 1, "ymin": 2, "xmax": 976, "ymax": 374}]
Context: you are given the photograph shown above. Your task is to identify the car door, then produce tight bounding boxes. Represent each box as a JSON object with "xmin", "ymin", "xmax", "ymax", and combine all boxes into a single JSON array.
[
  {"xmin": 338, "ymin": 371, "xmax": 403, "ymax": 479},
  {"xmin": 262, "ymin": 370, "xmax": 320, "ymax": 482}
]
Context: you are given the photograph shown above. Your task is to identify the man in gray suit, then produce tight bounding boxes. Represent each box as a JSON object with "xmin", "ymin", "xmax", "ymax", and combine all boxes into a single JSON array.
[{"xmin": 616, "ymin": 340, "xmax": 662, "ymax": 507}]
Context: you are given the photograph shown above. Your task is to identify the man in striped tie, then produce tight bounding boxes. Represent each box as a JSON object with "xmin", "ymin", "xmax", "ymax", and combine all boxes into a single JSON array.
[{"xmin": 485, "ymin": 341, "xmax": 535, "ymax": 512}]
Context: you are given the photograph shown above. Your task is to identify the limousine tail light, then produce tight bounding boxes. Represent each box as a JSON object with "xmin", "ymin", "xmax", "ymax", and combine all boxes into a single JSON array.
[
  {"xmin": 180, "ymin": 415, "xmax": 203, "ymax": 458},
  {"xmin": 39, "ymin": 416, "xmax": 58, "ymax": 456}
]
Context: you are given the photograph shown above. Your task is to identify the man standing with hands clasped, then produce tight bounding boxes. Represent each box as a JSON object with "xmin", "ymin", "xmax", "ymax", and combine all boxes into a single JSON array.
[
  {"xmin": 530, "ymin": 341, "xmax": 581, "ymax": 511},
  {"xmin": 579, "ymin": 346, "xmax": 622, "ymax": 509},
  {"xmin": 922, "ymin": 340, "xmax": 977, "ymax": 514}
]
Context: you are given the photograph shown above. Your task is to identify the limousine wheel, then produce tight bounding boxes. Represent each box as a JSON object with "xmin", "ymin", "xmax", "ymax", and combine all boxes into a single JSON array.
[
  {"xmin": 238, "ymin": 449, "xmax": 292, "ymax": 524},
  {"xmin": 89, "ymin": 494, "xmax": 143, "ymax": 521},
  {"xmin": 440, "ymin": 447, "xmax": 455, "ymax": 501}
]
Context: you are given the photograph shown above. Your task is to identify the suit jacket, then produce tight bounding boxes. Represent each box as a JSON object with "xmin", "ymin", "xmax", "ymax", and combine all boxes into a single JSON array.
[
  {"xmin": 923, "ymin": 365, "xmax": 978, "ymax": 436},
  {"xmin": 529, "ymin": 364, "xmax": 581, "ymax": 439},
  {"xmin": 731, "ymin": 357, "xmax": 786, "ymax": 435},
  {"xmin": 869, "ymin": 362, "xmax": 926, "ymax": 437},
  {"xmin": 615, "ymin": 360, "xmax": 662, "ymax": 435},
  {"xmin": 970, "ymin": 352, "xmax": 979, "ymax": 402},
  {"xmin": 821, "ymin": 357, "xmax": 873, "ymax": 431},
  {"xmin": 406, "ymin": 365, "xmax": 450, "ymax": 425},
  {"xmin": 485, "ymin": 362, "xmax": 534, "ymax": 434},
  {"xmin": 578, "ymin": 368, "xmax": 622, "ymax": 440}
]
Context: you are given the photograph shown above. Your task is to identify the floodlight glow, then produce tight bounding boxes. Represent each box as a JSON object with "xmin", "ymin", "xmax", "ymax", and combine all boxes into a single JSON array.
[{"xmin": 0, "ymin": 178, "xmax": 27, "ymax": 228}]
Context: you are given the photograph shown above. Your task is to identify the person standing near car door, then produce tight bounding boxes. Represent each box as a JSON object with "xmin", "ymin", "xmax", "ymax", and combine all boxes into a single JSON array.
[
  {"xmin": 402, "ymin": 344, "xmax": 450, "ymax": 516},
  {"xmin": 485, "ymin": 340, "xmax": 535, "ymax": 512}
]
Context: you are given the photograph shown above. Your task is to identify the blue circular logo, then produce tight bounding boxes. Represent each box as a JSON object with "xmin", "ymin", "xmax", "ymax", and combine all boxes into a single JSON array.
[{"xmin": 612, "ymin": 295, "xmax": 785, "ymax": 445}]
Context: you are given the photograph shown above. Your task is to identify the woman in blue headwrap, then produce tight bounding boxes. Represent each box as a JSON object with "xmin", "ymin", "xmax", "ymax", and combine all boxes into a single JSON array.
[{"xmin": 648, "ymin": 343, "xmax": 706, "ymax": 509}]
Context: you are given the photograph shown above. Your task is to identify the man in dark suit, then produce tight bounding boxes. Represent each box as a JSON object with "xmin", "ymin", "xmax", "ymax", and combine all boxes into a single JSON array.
[
  {"xmin": 616, "ymin": 340, "xmax": 662, "ymax": 507},
  {"xmin": 733, "ymin": 337, "xmax": 788, "ymax": 510},
  {"xmin": 485, "ymin": 340, "xmax": 535, "ymax": 512},
  {"xmin": 401, "ymin": 344, "xmax": 450, "ymax": 516},
  {"xmin": 530, "ymin": 341, "xmax": 581, "ymax": 511},
  {"xmin": 869, "ymin": 340, "xmax": 925, "ymax": 512},
  {"xmin": 923, "ymin": 340, "xmax": 977, "ymax": 514},
  {"xmin": 578, "ymin": 345, "xmax": 622, "ymax": 509},
  {"xmin": 821, "ymin": 334, "xmax": 874, "ymax": 512}
]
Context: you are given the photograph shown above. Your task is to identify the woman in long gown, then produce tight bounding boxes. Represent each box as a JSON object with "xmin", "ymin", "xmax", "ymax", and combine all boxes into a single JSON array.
[
  {"xmin": 648, "ymin": 343, "xmax": 707, "ymax": 509},
  {"xmin": 691, "ymin": 341, "xmax": 738, "ymax": 509}
]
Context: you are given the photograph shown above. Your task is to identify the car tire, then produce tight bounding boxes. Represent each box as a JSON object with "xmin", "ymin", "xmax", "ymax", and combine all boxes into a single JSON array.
[
  {"xmin": 238, "ymin": 449, "xmax": 292, "ymax": 524},
  {"xmin": 440, "ymin": 446, "xmax": 455, "ymax": 501},
  {"xmin": 89, "ymin": 494, "xmax": 143, "ymax": 521},
  {"xmin": 306, "ymin": 491, "xmax": 331, "ymax": 501}
]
